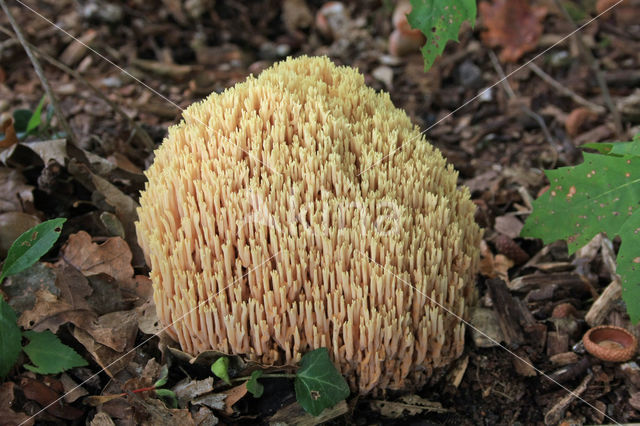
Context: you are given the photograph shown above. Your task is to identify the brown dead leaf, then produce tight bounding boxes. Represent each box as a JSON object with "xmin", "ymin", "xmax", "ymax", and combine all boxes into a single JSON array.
[
  {"xmin": 0, "ymin": 116, "xmax": 18, "ymax": 149},
  {"xmin": 223, "ymin": 383, "xmax": 248, "ymax": 415},
  {"xmin": 89, "ymin": 310, "xmax": 138, "ymax": 352},
  {"xmin": 172, "ymin": 377, "xmax": 215, "ymax": 406},
  {"xmin": 0, "ymin": 382, "xmax": 34, "ymax": 426},
  {"xmin": 60, "ymin": 373, "xmax": 89, "ymax": 403},
  {"xmin": 73, "ymin": 327, "xmax": 134, "ymax": 378},
  {"xmin": 62, "ymin": 231, "xmax": 134, "ymax": 282},
  {"xmin": 565, "ymin": 107, "xmax": 597, "ymax": 137},
  {"xmin": 479, "ymin": 240, "xmax": 514, "ymax": 282},
  {"xmin": 0, "ymin": 168, "xmax": 34, "ymax": 214},
  {"xmin": 20, "ymin": 377, "xmax": 84, "ymax": 420},
  {"xmin": 89, "ymin": 411, "xmax": 117, "ymax": 426},
  {"xmin": 131, "ymin": 395, "xmax": 195, "ymax": 426},
  {"xmin": 370, "ymin": 394, "xmax": 447, "ymax": 418},
  {"xmin": 479, "ymin": 0, "xmax": 547, "ymax": 62}
]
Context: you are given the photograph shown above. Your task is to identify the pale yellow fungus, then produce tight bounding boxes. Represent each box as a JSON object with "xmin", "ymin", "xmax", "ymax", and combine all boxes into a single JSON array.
[{"xmin": 136, "ymin": 56, "xmax": 482, "ymax": 395}]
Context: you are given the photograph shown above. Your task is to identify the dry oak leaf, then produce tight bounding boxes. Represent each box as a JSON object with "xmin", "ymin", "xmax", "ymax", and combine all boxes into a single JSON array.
[
  {"xmin": 62, "ymin": 231, "xmax": 134, "ymax": 282},
  {"xmin": 479, "ymin": 0, "xmax": 547, "ymax": 62}
]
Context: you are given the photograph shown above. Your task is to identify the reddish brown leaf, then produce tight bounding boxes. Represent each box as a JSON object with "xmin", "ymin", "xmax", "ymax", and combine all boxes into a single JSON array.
[
  {"xmin": 20, "ymin": 377, "xmax": 84, "ymax": 420},
  {"xmin": 565, "ymin": 107, "xmax": 597, "ymax": 137},
  {"xmin": 0, "ymin": 382, "xmax": 34, "ymax": 426},
  {"xmin": 0, "ymin": 116, "xmax": 18, "ymax": 149},
  {"xmin": 479, "ymin": 0, "xmax": 547, "ymax": 62}
]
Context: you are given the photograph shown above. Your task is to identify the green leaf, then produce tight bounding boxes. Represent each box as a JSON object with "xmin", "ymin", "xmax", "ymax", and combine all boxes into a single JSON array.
[
  {"xmin": 12, "ymin": 109, "xmax": 32, "ymax": 133},
  {"xmin": 26, "ymin": 95, "xmax": 46, "ymax": 134},
  {"xmin": 583, "ymin": 135, "xmax": 640, "ymax": 157},
  {"xmin": 522, "ymin": 145, "xmax": 640, "ymax": 323},
  {"xmin": 22, "ymin": 330, "xmax": 88, "ymax": 374},
  {"xmin": 211, "ymin": 357, "xmax": 231, "ymax": 385},
  {"xmin": 153, "ymin": 364, "xmax": 169, "ymax": 388},
  {"xmin": 615, "ymin": 211, "xmax": 640, "ymax": 323},
  {"xmin": 0, "ymin": 218, "xmax": 66, "ymax": 283},
  {"xmin": 294, "ymin": 348, "xmax": 350, "ymax": 416},
  {"xmin": 407, "ymin": 0, "xmax": 477, "ymax": 71},
  {"xmin": 246, "ymin": 370, "xmax": 264, "ymax": 398},
  {"xmin": 0, "ymin": 298, "xmax": 22, "ymax": 378},
  {"xmin": 155, "ymin": 388, "xmax": 178, "ymax": 408}
]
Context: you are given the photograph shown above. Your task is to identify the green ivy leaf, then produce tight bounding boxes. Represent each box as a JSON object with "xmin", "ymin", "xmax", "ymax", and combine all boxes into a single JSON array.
[
  {"xmin": 22, "ymin": 330, "xmax": 88, "ymax": 374},
  {"xmin": 0, "ymin": 298, "xmax": 22, "ymax": 378},
  {"xmin": 407, "ymin": 0, "xmax": 477, "ymax": 71},
  {"xmin": 522, "ymin": 142, "xmax": 640, "ymax": 323},
  {"xmin": 0, "ymin": 218, "xmax": 66, "ymax": 283},
  {"xmin": 246, "ymin": 370, "xmax": 264, "ymax": 398},
  {"xmin": 211, "ymin": 357, "xmax": 231, "ymax": 385},
  {"xmin": 294, "ymin": 348, "xmax": 350, "ymax": 416}
]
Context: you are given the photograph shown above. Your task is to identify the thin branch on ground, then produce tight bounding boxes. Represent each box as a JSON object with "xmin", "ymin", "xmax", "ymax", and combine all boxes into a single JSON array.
[
  {"xmin": 0, "ymin": 0, "xmax": 78, "ymax": 146},
  {"xmin": 527, "ymin": 62, "xmax": 606, "ymax": 114},
  {"xmin": 0, "ymin": 25, "xmax": 155, "ymax": 152},
  {"xmin": 488, "ymin": 50, "xmax": 560, "ymax": 168},
  {"xmin": 553, "ymin": 0, "xmax": 623, "ymax": 136}
]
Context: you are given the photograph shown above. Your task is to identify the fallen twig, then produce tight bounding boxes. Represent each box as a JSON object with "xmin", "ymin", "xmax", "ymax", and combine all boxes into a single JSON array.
[
  {"xmin": 0, "ymin": 0, "xmax": 78, "ymax": 146},
  {"xmin": 0, "ymin": 25, "xmax": 155, "ymax": 152},
  {"xmin": 527, "ymin": 62, "xmax": 606, "ymax": 114}
]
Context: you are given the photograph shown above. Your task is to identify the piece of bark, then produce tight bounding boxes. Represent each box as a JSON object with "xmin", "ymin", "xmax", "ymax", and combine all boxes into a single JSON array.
[
  {"xmin": 585, "ymin": 279, "xmax": 622, "ymax": 327},
  {"xmin": 546, "ymin": 331, "xmax": 569, "ymax": 356},
  {"xmin": 509, "ymin": 273, "xmax": 591, "ymax": 293},
  {"xmin": 544, "ymin": 372, "xmax": 592, "ymax": 425},
  {"xmin": 486, "ymin": 278, "xmax": 526, "ymax": 347}
]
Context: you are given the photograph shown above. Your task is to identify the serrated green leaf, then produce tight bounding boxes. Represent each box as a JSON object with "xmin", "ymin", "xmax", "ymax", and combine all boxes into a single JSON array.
[
  {"xmin": 246, "ymin": 370, "xmax": 264, "ymax": 398},
  {"xmin": 0, "ymin": 218, "xmax": 66, "ymax": 283},
  {"xmin": 407, "ymin": 0, "xmax": 476, "ymax": 71},
  {"xmin": 211, "ymin": 357, "xmax": 231, "ymax": 385},
  {"xmin": 522, "ymin": 153, "xmax": 640, "ymax": 254},
  {"xmin": 23, "ymin": 330, "xmax": 87, "ymax": 374},
  {"xmin": 0, "ymin": 298, "xmax": 22, "ymax": 378},
  {"xmin": 522, "ymin": 145, "xmax": 640, "ymax": 324},
  {"xmin": 614, "ymin": 210, "xmax": 640, "ymax": 323},
  {"xmin": 583, "ymin": 136, "xmax": 640, "ymax": 157},
  {"xmin": 26, "ymin": 95, "xmax": 46, "ymax": 134},
  {"xmin": 294, "ymin": 348, "xmax": 350, "ymax": 416}
]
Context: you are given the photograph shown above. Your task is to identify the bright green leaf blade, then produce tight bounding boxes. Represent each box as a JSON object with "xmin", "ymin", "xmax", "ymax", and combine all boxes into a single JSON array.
[
  {"xmin": 522, "ymin": 153, "xmax": 640, "ymax": 254},
  {"xmin": 615, "ymin": 210, "xmax": 640, "ymax": 323},
  {"xmin": 294, "ymin": 348, "xmax": 350, "ymax": 416},
  {"xmin": 211, "ymin": 357, "xmax": 231, "ymax": 385},
  {"xmin": 246, "ymin": 370, "xmax": 264, "ymax": 398},
  {"xmin": 0, "ymin": 218, "xmax": 66, "ymax": 283},
  {"xmin": 583, "ymin": 137, "xmax": 640, "ymax": 157},
  {"xmin": 12, "ymin": 109, "xmax": 32, "ymax": 133},
  {"xmin": 407, "ymin": 0, "xmax": 476, "ymax": 71},
  {"xmin": 23, "ymin": 330, "xmax": 87, "ymax": 374},
  {"xmin": 26, "ymin": 95, "xmax": 46, "ymax": 134},
  {"xmin": 0, "ymin": 298, "xmax": 22, "ymax": 378}
]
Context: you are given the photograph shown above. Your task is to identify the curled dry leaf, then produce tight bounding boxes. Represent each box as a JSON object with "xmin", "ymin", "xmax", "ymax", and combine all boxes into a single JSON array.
[
  {"xmin": 20, "ymin": 377, "xmax": 84, "ymax": 420},
  {"xmin": 565, "ymin": 107, "xmax": 598, "ymax": 137},
  {"xmin": 479, "ymin": 0, "xmax": 547, "ymax": 62},
  {"xmin": 0, "ymin": 168, "xmax": 34, "ymax": 213},
  {"xmin": 0, "ymin": 116, "xmax": 18, "ymax": 149},
  {"xmin": 62, "ymin": 231, "xmax": 134, "ymax": 283}
]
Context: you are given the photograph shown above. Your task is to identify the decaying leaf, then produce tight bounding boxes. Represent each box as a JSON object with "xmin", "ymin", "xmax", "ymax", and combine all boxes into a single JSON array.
[
  {"xmin": 370, "ymin": 394, "xmax": 448, "ymax": 418},
  {"xmin": 0, "ymin": 382, "xmax": 33, "ymax": 425},
  {"xmin": 479, "ymin": 0, "xmax": 547, "ymax": 62},
  {"xmin": 0, "ymin": 168, "xmax": 34, "ymax": 214},
  {"xmin": 62, "ymin": 231, "xmax": 134, "ymax": 283}
]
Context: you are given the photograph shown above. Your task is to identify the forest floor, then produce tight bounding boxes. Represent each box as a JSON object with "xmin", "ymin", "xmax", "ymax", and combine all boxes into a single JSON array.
[{"xmin": 1, "ymin": 0, "xmax": 640, "ymax": 425}]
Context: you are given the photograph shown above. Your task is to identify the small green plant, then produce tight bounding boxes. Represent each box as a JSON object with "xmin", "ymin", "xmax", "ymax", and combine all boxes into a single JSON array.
[
  {"xmin": 211, "ymin": 348, "xmax": 350, "ymax": 416},
  {"xmin": 407, "ymin": 0, "xmax": 477, "ymax": 71},
  {"xmin": 6, "ymin": 95, "xmax": 55, "ymax": 141},
  {"xmin": 0, "ymin": 218, "xmax": 88, "ymax": 378},
  {"xmin": 522, "ymin": 133, "xmax": 640, "ymax": 323}
]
